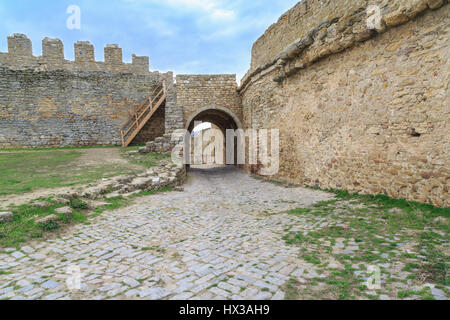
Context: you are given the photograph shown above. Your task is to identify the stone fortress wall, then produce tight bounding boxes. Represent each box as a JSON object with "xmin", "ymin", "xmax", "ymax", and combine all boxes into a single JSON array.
[
  {"xmin": 0, "ymin": 34, "xmax": 173, "ymax": 147},
  {"xmin": 239, "ymin": 0, "xmax": 449, "ymax": 207}
]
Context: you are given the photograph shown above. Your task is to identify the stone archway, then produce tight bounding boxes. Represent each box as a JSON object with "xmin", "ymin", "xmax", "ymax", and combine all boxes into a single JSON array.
[
  {"xmin": 185, "ymin": 105, "xmax": 243, "ymax": 133},
  {"xmin": 185, "ymin": 106, "xmax": 242, "ymax": 167}
]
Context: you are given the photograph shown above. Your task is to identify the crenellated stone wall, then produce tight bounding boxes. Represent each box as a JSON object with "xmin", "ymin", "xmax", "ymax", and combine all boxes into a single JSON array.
[
  {"xmin": 240, "ymin": 0, "xmax": 449, "ymax": 207},
  {"xmin": 0, "ymin": 34, "xmax": 151, "ymax": 74},
  {"xmin": 0, "ymin": 34, "xmax": 173, "ymax": 147}
]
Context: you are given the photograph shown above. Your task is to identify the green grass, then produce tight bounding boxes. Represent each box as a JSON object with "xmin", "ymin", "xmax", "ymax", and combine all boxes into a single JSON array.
[
  {"xmin": 0, "ymin": 143, "xmax": 178, "ymax": 249},
  {"xmin": 120, "ymin": 146, "xmax": 171, "ymax": 168},
  {"xmin": 0, "ymin": 145, "xmax": 121, "ymax": 152},
  {"xmin": 0, "ymin": 185, "xmax": 176, "ymax": 248},
  {"xmin": 0, "ymin": 149, "xmax": 140, "ymax": 196},
  {"xmin": 284, "ymin": 278, "xmax": 301, "ymax": 300},
  {"xmin": 282, "ymin": 190, "xmax": 449, "ymax": 300},
  {"xmin": 141, "ymin": 246, "xmax": 166, "ymax": 254},
  {"xmin": 0, "ymin": 198, "xmax": 75, "ymax": 248},
  {"xmin": 283, "ymin": 232, "xmax": 311, "ymax": 245},
  {"xmin": 92, "ymin": 196, "xmax": 130, "ymax": 215},
  {"xmin": 288, "ymin": 208, "xmax": 312, "ymax": 215},
  {"xmin": 70, "ymin": 199, "xmax": 88, "ymax": 210},
  {"xmin": 324, "ymin": 188, "xmax": 449, "ymax": 218}
]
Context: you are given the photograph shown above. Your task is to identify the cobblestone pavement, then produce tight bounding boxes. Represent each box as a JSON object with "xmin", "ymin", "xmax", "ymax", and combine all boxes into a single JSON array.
[
  {"xmin": 0, "ymin": 166, "xmax": 334, "ymax": 300},
  {"xmin": 2, "ymin": 166, "xmax": 449, "ymax": 300}
]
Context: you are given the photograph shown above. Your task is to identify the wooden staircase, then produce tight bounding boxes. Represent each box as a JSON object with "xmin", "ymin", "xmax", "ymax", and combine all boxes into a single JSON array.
[{"xmin": 120, "ymin": 81, "xmax": 167, "ymax": 147}]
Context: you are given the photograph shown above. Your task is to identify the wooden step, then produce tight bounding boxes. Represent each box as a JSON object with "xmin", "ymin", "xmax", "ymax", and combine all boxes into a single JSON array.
[{"xmin": 120, "ymin": 81, "xmax": 167, "ymax": 147}]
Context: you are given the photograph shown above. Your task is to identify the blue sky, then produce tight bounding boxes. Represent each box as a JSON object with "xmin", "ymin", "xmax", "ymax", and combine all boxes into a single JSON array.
[{"xmin": 0, "ymin": 0, "xmax": 299, "ymax": 81}]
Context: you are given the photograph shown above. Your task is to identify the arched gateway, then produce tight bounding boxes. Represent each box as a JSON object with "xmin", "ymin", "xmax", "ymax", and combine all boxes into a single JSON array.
[
  {"xmin": 185, "ymin": 105, "xmax": 242, "ymax": 133},
  {"xmin": 185, "ymin": 106, "xmax": 243, "ymax": 167},
  {"xmin": 137, "ymin": 74, "xmax": 243, "ymax": 160}
]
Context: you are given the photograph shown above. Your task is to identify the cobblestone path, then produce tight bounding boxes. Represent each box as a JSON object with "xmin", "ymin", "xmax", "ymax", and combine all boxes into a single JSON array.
[
  {"xmin": 0, "ymin": 166, "xmax": 333, "ymax": 300},
  {"xmin": 2, "ymin": 166, "xmax": 448, "ymax": 300}
]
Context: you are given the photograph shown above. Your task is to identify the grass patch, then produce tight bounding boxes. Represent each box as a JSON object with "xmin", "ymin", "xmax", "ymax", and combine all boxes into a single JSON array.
[
  {"xmin": 70, "ymin": 199, "xmax": 88, "ymax": 210},
  {"xmin": 284, "ymin": 278, "xmax": 301, "ymax": 300},
  {"xmin": 0, "ymin": 149, "xmax": 141, "ymax": 196},
  {"xmin": 130, "ymin": 186, "xmax": 174, "ymax": 198},
  {"xmin": 288, "ymin": 208, "xmax": 312, "ymax": 215},
  {"xmin": 0, "ymin": 145, "xmax": 121, "ymax": 152},
  {"xmin": 0, "ymin": 184, "xmax": 176, "ymax": 248},
  {"xmin": 282, "ymin": 188, "xmax": 449, "ymax": 299},
  {"xmin": 92, "ymin": 196, "xmax": 130, "ymax": 214},
  {"xmin": 142, "ymin": 246, "xmax": 166, "ymax": 254},
  {"xmin": 39, "ymin": 220, "xmax": 59, "ymax": 231},
  {"xmin": 120, "ymin": 147, "xmax": 171, "ymax": 168},
  {"xmin": 282, "ymin": 232, "xmax": 310, "ymax": 245},
  {"xmin": 326, "ymin": 189, "xmax": 449, "ymax": 219},
  {"xmin": 0, "ymin": 199, "xmax": 69, "ymax": 248}
]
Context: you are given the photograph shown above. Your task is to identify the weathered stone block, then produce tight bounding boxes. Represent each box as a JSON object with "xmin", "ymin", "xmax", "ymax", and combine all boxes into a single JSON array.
[
  {"xmin": 42, "ymin": 38, "xmax": 64, "ymax": 60},
  {"xmin": 55, "ymin": 207, "xmax": 73, "ymax": 219},
  {"xmin": 75, "ymin": 41, "xmax": 95, "ymax": 63},
  {"xmin": 36, "ymin": 215, "xmax": 59, "ymax": 225},
  {"xmin": 8, "ymin": 33, "xmax": 32, "ymax": 56},
  {"xmin": 0, "ymin": 212, "xmax": 13, "ymax": 223}
]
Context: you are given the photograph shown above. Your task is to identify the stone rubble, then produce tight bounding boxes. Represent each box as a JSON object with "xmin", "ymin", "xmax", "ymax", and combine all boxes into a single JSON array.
[{"xmin": 57, "ymin": 161, "xmax": 186, "ymax": 202}]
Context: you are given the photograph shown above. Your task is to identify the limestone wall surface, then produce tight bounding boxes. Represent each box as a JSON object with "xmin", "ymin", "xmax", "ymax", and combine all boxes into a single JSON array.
[
  {"xmin": 240, "ymin": 1, "xmax": 449, "ymax": 207},
  {"xmin": 133, "ymin": 103, "xmax": 166, "ymax": 145},
  {"xmin": 0, "ymin": 35, "xmax": 172, "ymax": 147},
  {"xmin": 242, "ymin": 0, "xmax": 449, "ymax": 88},
  {"xmin": 0, "ymin": 68, "xmax": 168, "ymax": 147}
]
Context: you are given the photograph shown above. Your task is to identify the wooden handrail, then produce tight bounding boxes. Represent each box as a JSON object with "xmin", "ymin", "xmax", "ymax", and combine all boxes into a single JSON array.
[
  {"xmin": 121, "ymin": 85, "xmax": 164, "ymax": 137},
  {"xmin": 120, "ymin": 81, "xmax": 168, "ymax": 147},
  {"xmin": 134, "ymin": 85, "xmax": 159, "ymax": 114}
]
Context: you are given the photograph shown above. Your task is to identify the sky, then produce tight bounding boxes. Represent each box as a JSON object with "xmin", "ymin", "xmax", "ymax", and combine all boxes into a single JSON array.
[{"xmin": 0, "ymin": 0, "xmax": 299, "ymax": 81}]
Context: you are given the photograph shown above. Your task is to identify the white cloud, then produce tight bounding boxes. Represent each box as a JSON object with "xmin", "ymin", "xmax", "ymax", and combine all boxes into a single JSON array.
[
  {"xmin": 1, "ymin": 0, "xmax": 300, "ymax": 79},
  {"xmin": 210, "ymin": 8, "xmax": 235, "ymax": 20},
  {"xmin": 176, "ymin": 60, "xmax": 201, "ymax": 74},
  {"xmin": 146, "ymin": 18, "xmax": 178, "ymax": 36}
]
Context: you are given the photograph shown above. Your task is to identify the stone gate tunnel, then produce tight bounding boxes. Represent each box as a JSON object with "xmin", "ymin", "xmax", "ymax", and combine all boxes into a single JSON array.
[
  {"xmin": 172, "ymin": 74, "xmax": 243, "ymax": 168},
  {"xmin": 186, "ymin": 105, "xmax": 243, "ymax": 167},
  {"xmin": 139, "ymin": 74, "xmax": 243, "ymax": 169}
]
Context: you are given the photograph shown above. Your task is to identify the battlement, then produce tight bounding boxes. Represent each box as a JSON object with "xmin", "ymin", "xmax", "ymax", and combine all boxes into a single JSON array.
[
  {"xmin": 177, "ymin": 74, "xmax": 237, "ymax": 86},
  {"xmin": 8, "ymin": 33, "xmax": 33, "ymax": 56},
  {"xmin": 0, "ymin": 34, "xmax": 153, "ymax": 75}
]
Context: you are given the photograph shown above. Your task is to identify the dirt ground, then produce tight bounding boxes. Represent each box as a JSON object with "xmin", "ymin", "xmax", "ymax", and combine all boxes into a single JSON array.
[{"xmin": 77, "ymin": 148, "xmax": 133, "ymax": 166}]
